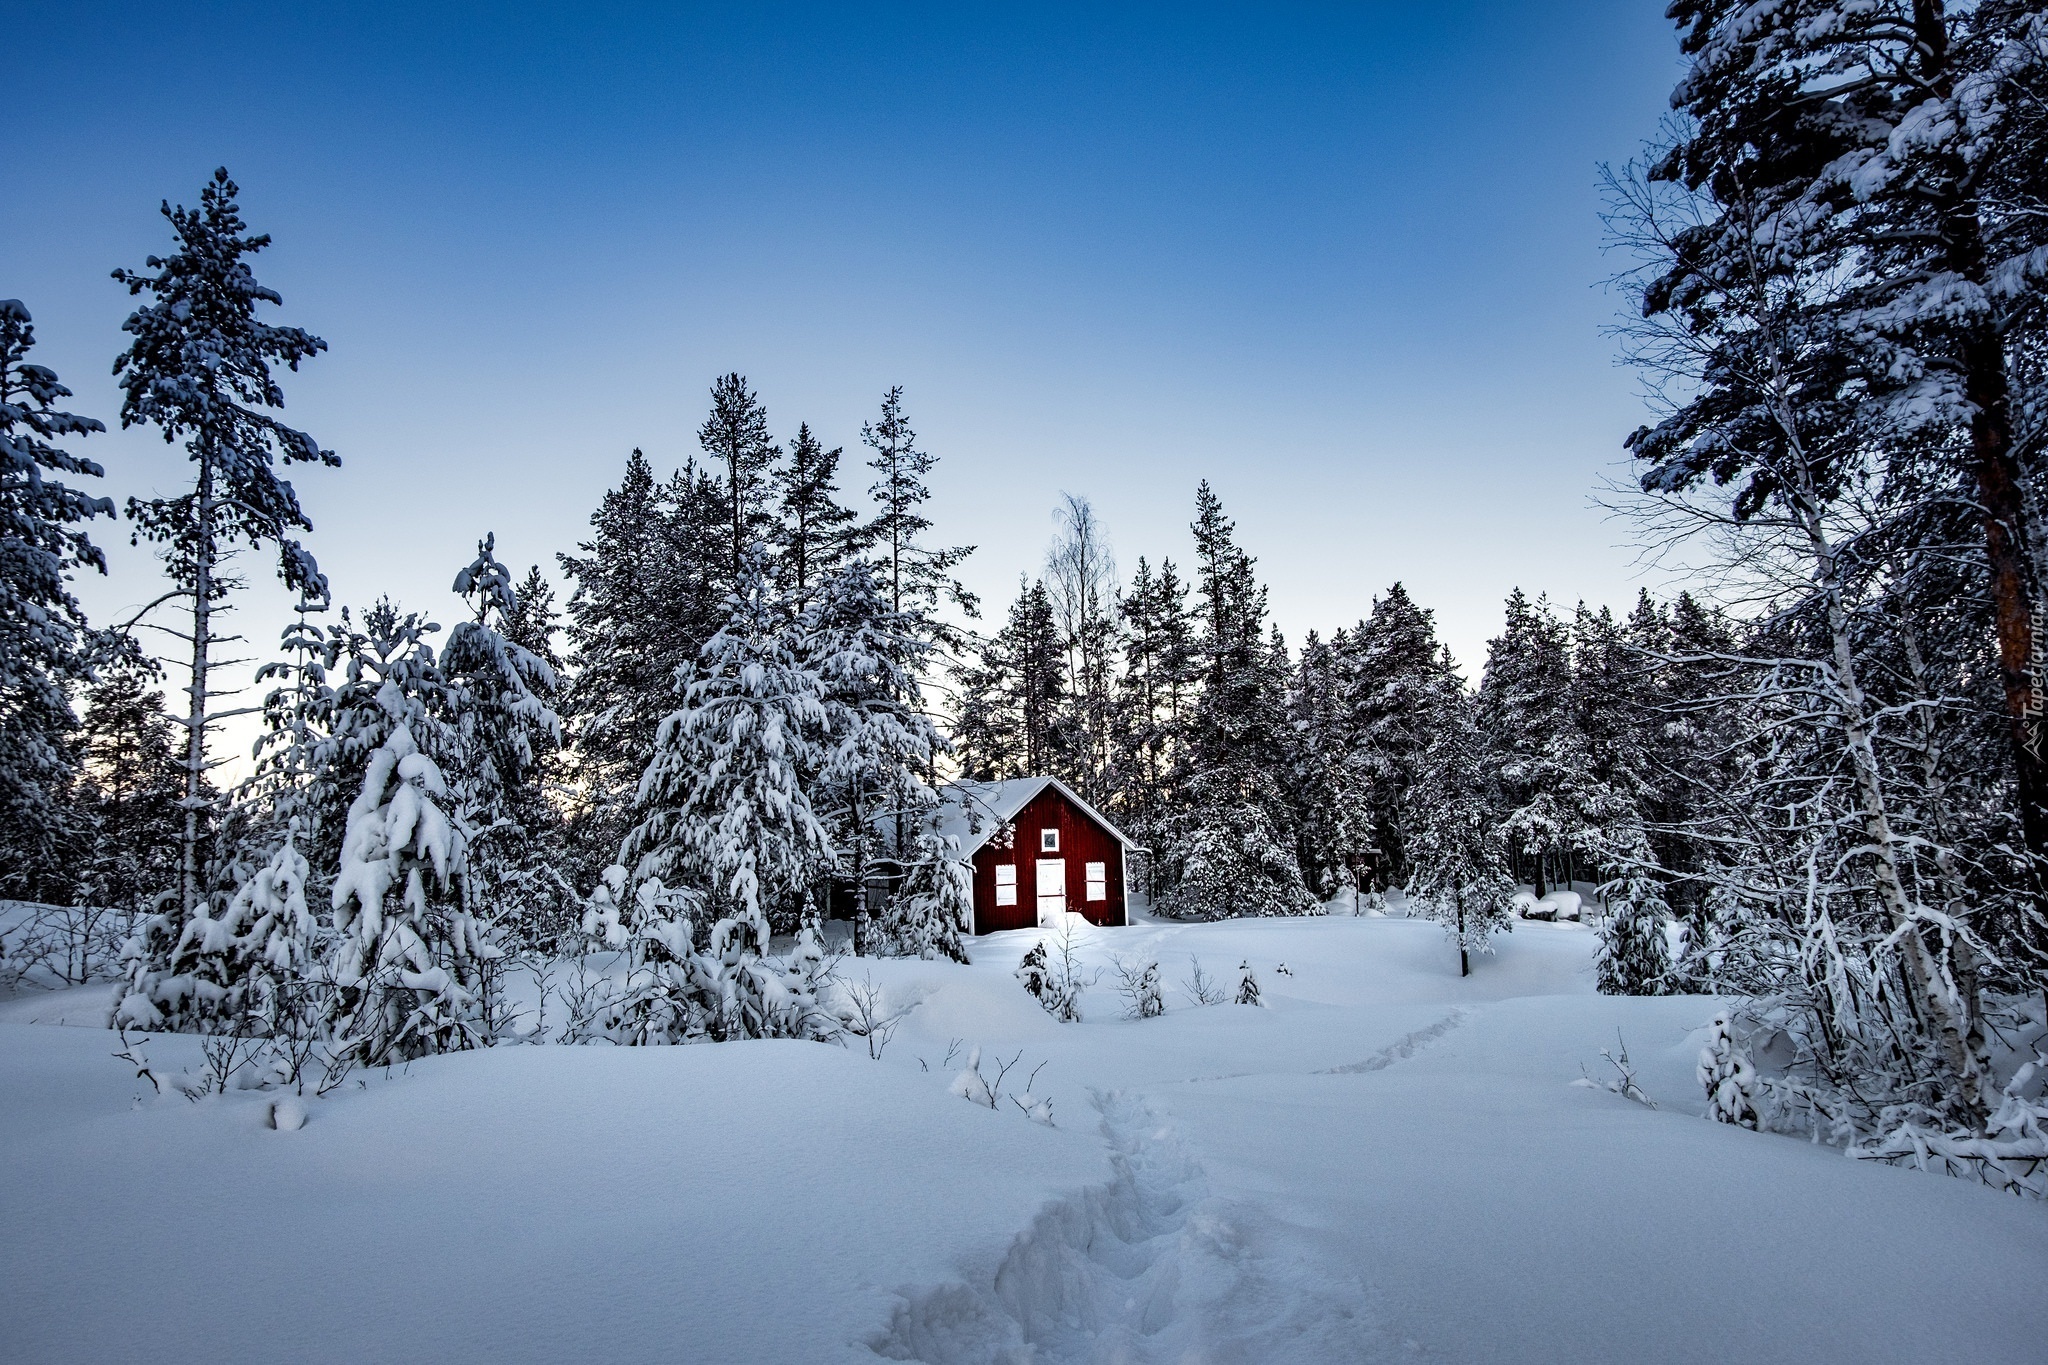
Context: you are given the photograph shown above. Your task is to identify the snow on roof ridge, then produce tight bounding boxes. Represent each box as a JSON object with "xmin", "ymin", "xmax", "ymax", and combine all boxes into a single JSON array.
[{"xmin": 931, "ymin": 775, "xmax": 1135, "ymax": 856}]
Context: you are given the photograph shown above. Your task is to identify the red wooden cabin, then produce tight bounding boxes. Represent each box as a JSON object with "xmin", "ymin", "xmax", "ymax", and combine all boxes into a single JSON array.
[{"xmin": 933, "ymin": 777, "xmax": 1136, "ymax": 934}]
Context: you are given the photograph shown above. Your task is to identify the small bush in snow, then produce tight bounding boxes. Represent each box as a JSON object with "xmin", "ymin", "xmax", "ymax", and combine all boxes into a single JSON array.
[
  {"xmin": 1698, "ymin": 1012, "xmax": 1758, "ymax": 1130},
  {"xmin": 1180, "ymin": 955, "xmax": 1225, "ymax": 1006},
  {"xmin": 1110, "ymin": 955, "xmax": 1165, "ymax": 1019},
  {"xmin": 1015, "ymin": 917, "xmax": 1088, "ymax": 1022},
  {"xmin": 1236, "ymin": 960, "xmax": 1262, "ymax": 1007},
  {"xmin": 949, "ymin": 1045, "xmax": 1053, "ymax": 1126},
  {"xmin": 838, "ymin": 973, "xmax": 911, "ymax": 1059}
]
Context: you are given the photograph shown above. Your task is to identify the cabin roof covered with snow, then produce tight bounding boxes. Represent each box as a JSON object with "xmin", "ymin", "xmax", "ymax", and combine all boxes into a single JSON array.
[{"xmin": 932, "ymin": 777, "xmax": 1137, "ymax": 856}]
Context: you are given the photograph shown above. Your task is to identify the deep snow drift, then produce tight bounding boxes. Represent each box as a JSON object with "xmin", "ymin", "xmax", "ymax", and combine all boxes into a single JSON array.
[{"xmin": 3, "ymin": 912, "xmax": 2042, "ymax": 1364}]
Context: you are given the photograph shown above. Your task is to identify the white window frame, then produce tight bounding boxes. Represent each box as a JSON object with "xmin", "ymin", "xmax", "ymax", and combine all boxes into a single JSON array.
[
  {"xmin": 1085, "ymin": 861, "xmax": 1107, "ymax": 901},
  {"xmin": 1041, "ymin": 828, "xmax": 1059, "ymax": 852},
  {"xmin": 994, "ymin": 863, "xmax": 1018, "ymax": 906}
]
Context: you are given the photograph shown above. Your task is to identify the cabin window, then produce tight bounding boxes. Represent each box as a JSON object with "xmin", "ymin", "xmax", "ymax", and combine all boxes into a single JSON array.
[
  {"xmin": 1040, "ymin": 828, "xmax": 1059, "ymax": 852},
  {"xmin": 1085, "ymin": 862, "xmax": 1107, "ymax": 901},
  {"xmin": 994, "ymin": 864, "xmax": 1017, "ymax": 906}
]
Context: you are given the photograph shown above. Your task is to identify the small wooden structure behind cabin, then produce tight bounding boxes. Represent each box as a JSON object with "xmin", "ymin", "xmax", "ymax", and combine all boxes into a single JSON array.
[{"xmin": 933, "ymin": 777, "xmax": 1136, "ymax": 934}]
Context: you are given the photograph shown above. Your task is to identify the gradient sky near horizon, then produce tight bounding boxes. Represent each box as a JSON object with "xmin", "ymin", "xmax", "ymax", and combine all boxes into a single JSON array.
[{"xmin": 8, "ymin": 1, "xmax": 1686, "ymax": 692}]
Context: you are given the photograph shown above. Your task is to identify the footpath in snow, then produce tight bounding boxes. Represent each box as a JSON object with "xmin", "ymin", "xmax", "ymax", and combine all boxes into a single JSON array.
[{"xmin": 3, "ymin": 911, "xmax": 2044, "ymax": 1363}]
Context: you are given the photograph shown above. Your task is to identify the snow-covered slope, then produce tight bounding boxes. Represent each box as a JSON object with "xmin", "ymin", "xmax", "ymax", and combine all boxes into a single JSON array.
[{"xmin": 2, "ymin": 915, "xmax": 2041, "ymax": 1363}]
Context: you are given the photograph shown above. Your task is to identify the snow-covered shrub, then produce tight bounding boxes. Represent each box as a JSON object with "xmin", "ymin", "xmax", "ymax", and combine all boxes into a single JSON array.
[
  {"xmin": 1015, "ymin": 918, "xmax": 1087, "ymax": 1022},
  {"xmin": 1111, "ymin": 955, "xmax": 1165, "ymax": 1019},
  {"xmin": 2, "ymin": 899, "xmax": 136, "ymax": 990},
  {"xmin": 702, "ymin": 904, "xmax": 837, "ymax": 1041},
  {"xmin": 1236, "ymin": 960, "xmax": 1262, "ymax": 1007},
  {"xmin": 837, "ymin": 972, "xmax": 911, "ymax": 1059},
  {"xmin": 948, "ymin": 1045, "xmax": 1053, "ymax": 1126},
  {"xmin": 112, "ymin": 833, "xmax": 317, "ymax": 1034},
  {"xmin": 567, "ymin": 868, "xmax": 837, "ymax": 1046},
  {"xmin": 1858, "ymin": 1063, "xmax": 2048, "ymax": 1198},
  {"xmin": 1180, "ymin": 955, "xmax": 1226, "ymax": 1006},
  {"xmin": 1016, "ymin": 943, "xmax": 1057, "ymax": 1014},
  {"xmin": 1698, "ymin": 1012, "xmax": 1758, "ymax": 1130}
]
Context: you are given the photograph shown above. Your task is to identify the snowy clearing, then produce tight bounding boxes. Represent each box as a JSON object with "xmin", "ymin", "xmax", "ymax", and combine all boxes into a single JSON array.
[{"xmin": 3, "ymin": 913, "xmax": 2043, "ymax": 1364}]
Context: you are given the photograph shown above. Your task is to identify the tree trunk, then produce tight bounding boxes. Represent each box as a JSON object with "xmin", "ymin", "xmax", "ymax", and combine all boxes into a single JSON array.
[
  {"xmin": 1965, "ymin": 336, "xmax": 2048, "ymax": 900},
  {"xmin": 180, "ymin": 452, "xmax": 216, "ymax": 915},
  {"xmin": 1532, "ymin": 851, "xmax": 1546, "ymax": 900},
  {"xmin": 1911, "ymin": 0, "xmax": 2048, "ymax": 912}
]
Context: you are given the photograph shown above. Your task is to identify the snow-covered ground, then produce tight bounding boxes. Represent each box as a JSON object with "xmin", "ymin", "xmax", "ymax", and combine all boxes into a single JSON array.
[{"xmin": 3, "ymin": 912, "xmax": 2043, "ymax": 1363}]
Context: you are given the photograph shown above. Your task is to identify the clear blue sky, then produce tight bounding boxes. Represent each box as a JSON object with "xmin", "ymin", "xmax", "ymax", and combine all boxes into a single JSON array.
[{"xmin": 8, "ymin": 2, "xmax": 1684, "ymax": 684}]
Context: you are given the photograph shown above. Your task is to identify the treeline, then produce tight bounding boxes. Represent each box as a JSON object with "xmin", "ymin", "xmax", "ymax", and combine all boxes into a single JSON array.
[
  {"xmin": 1, "ymin": 171, "xmax": 979, "ymax": 1061},
  {"xmin": 950, "ymin": 483, "xmax": 1735, "ymax": 975}
]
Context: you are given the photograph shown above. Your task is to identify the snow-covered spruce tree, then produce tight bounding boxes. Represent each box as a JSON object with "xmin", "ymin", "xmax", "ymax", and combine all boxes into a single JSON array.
[
  {"xmin": 484, "ymin": 563, "xmax": 578, "ymax": 949},
  {"xmin": 327, "ymin": 709, "xmax": 489, "ymax": 1066},
  {"xmin": 557, "ymin": 449, "xmax": 725, "ymax": 879},
  {"xmin": 1596, "ymin": 870, "xmax": 1672, "ymax": 997},
  {"xmin": 0, "ymin": 299, "xmax": 112, "ymax": 899},
  {"xmin": 1235, "ymin": 960, "xmax": 1262, "ymax": 1006},
  {"xmin": 804, "ymin": 557, "xmax": 952, "ymax": 949},
  {"xmin": 1407, "ymin": 692, "xmax": 1514, "ymax": 977},
  {"xmin": 879, "ymin": 820, "xmax": 972, "ymax": 962},
  {"xmin": 699, "ymin": 373, "xmax": 781, "ymax": 588},
  {"xmin": 73, "ymin": 664, "xmax": 188, "ymax": 916},
  {"xmin": 1339, "ymin": 583, "xmax": 1464, "ymax": 893},
  {"xmin": 1617, "ymin": 589, "xmax": 1743, "ymax": 946},
  {"xmin": 625, "ymin": 546, "xmax": 832, "ymax": 932},
  {"xmin": 1697, "ymin": 1012, "xmax": 1759, "ymax": 1130},
  {"xmin": 861, "ymin": 385, "xmax": 977, "ymax": 634},
  {"xmin": 1478, "ymin": 589, "xmax": 1601, "ymax": 897},
  {"xmin": 443, "ymin": 535, "xmax": 565, "ymax": 942},
  {"xmin": 1287, "ymin": 628, "xmax": 1376, "ymax": 900},
  {"xmin": 1106, "ymin": 555, "xmax": 1199, "ymax": 890},
  {"xmin": 1158, "ymin": 800, "xmax": 1316, "ymax": 920},
  {"xmin": 1161, "ymin": 483, "xmax": 1315, "ymax": 919},
  {"xmin": 110, "ymin": 824, "xmax": 318, "ymax": 1034},
  {"xmin": 112, "ymin": 169, "xmax": 337, "ymax": 917},
  {"xmin": 773, "ymin": 421, "xmax": 860, "ymax": 609},
  {"xmin": 1015, "ymin": 929, "xmax": 1084, "ymax": 1022},
  {"xmin": 954, "ymin": 577, "xmax": 1070, "ymax": 782}
]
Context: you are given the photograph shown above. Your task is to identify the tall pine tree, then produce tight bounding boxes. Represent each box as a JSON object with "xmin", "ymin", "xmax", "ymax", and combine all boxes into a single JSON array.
[
  {"xmin": 112, "ymin": 168, "xmax": 337, "ymax": 915},
  {"xmin": 0, "ymin": 298, "xmax": 112, "ymax": 899}
]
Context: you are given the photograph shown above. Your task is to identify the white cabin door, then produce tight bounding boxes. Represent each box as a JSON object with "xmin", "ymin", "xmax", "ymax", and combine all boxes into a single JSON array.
[{"xmin": 1035, "ymin": 859, "xmax": 1067, "ymax": 926}]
